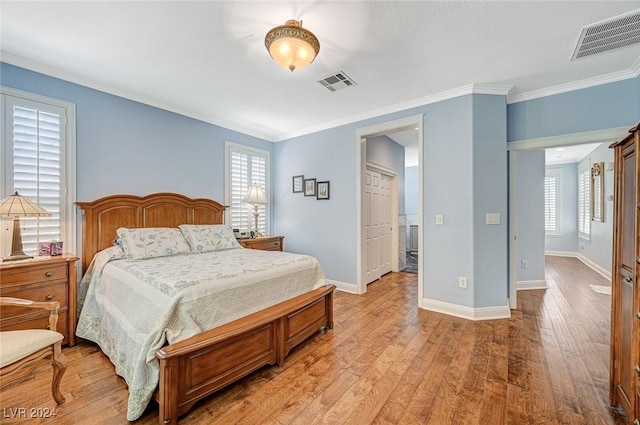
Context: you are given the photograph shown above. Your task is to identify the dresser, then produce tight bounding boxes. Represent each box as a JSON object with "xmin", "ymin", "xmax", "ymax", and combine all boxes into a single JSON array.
[
  {"xmin": 238, "ymin": 235, "xmax": 284, "ymax": 251},
  {"xmin": 0, "ymin": 255, "xmax": 79, "ymax": 346}
]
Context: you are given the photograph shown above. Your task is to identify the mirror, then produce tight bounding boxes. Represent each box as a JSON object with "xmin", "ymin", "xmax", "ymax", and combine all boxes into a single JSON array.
[{"xmin": 591, "ymin": 162, "xmax": 604, "ymax": 222}]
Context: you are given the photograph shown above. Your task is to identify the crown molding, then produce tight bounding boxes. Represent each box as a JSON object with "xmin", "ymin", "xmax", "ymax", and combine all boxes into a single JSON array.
[
  {"xmin": 274, "ymin": 83, "xmax": 512, "ymax": 141},
  {"xmin": 0, "ymin": 52, "xmax": 276, "ymax": 142},
  {"xmin": 509, "ymin": 67, "xmax": 639, "ymax": 104}
]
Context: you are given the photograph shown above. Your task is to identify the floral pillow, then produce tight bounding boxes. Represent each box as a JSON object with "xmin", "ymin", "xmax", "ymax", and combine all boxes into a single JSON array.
[
  {"xmin": 116, "ymin": 227, "xmax": 191, "ymax": 260},
  {"xmin": 178, "ymin": 224, "xmax": 242, "ymax": 253}
]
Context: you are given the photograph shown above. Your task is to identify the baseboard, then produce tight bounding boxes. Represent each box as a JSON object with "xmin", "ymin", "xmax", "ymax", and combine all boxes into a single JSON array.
[
  {"xmin": 545, "ymin": 251, "xmax": 611, "ymax": 281},
  {"xmin": 421, "ymin": 298, "xmax": 511, "ymax": 321},
  {"xmin": 576, "ymin": 255, "xmax": 611, "ymax": 281},
  {"xmin": 545, "ymin": 250, "xmax": 579, "ymax": 257},
  {"xmin": 517, "ymin": 280, "xmax": 548, "ymax": 290},
  {"xmin": 327, "ymin": 279, "xmax": 359, "ymax": 294}
]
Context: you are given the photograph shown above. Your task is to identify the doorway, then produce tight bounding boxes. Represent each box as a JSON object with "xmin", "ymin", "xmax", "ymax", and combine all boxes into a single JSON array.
[
  {"xmin": 356, "ymin": 114, "xmax": 424, "ymax": 301},
  {"xmin": 508, "ymin": 126, "xmax": 628, "ymax": 308}
]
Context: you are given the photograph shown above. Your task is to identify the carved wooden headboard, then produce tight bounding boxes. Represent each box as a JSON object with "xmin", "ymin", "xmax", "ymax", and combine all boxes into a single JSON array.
[{"xmin": 76, "ymin": 193, "xmax": 226, "ymax": 273}]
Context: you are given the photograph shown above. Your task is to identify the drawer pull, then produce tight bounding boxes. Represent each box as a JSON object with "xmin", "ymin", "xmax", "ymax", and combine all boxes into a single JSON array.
[
  {"xmin": 45, "ymin": 295, "xmax": 55, "ymax": 301},
  {"xmin": 635, "ymin": 365, "xmax": 640, "ymax": 375},
  {"xmin": 45, "ymin": 271, "xmax": 54, "ymax": 277}
]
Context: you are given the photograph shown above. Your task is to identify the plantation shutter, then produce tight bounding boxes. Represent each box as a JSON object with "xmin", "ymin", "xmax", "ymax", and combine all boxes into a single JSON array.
[
  {"xmin": 578, "ymin": 169, "xmax": 590, "ymax": 238},
  {"xmin": 227, "ymin": 144, "xmax": 269, "ymax": 234},
  {"xmin": 4, "ymin": 97, "xmax": 66, "ymax": 255},
  {"xmin": 544, "ymin": 175, "xmax": 557, "ymax": 233}
]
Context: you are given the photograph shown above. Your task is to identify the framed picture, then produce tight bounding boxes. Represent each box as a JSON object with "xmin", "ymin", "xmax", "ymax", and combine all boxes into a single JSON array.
[
  {"xmin": 292, "ymin": 175, "xmax": 304, "ymax": 193},
  {"xmin": 304, "ymin": 178, "xmax": 316, "ymax": 197},
  {"xmin": 317, "ymin": 181, "xmax": 330, "ymax": 200}
]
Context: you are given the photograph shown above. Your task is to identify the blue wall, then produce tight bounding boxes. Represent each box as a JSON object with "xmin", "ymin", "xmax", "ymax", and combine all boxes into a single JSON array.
[
  {"xmin": 4, "ymin": 60, "xmax": 637, "ymax": 314},
  {"xmin": 515, "ymin": 150, "xmax": 546, "ymax": 283},
  {"xmin": 508, "ymin": 77, "xmax": 640, "ymax": 142},
  {"xmin": 577, "ymin": 143, "xmax": 614, "ymax": 273},
  {"xmin": 404, "ymin": 166, "xmax": 419, "ymax": 215},
  {"xmin": 0, "ymin": 62, "xmax": 274, "ymax": 203}
]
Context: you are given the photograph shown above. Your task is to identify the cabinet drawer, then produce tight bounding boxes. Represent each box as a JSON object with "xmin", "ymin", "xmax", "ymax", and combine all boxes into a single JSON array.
[
  {"xmin": 247, "ymin": 240, "xmax": 280, "ymax": 251},
  {"xmin": 0, "ymin": 312, "xmax": 69, "ymax": 345},
  {"xmin": 1, "ymin": 263, "xmax": 67, "ymax": 287},
  {"xmin": 0, "ymin": 282, "xmax": 68, "ymax": 318}
]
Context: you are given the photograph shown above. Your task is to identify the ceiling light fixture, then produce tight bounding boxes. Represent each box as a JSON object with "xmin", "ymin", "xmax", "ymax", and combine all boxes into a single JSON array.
[{"xmin": 265, "ymin": 20, "xmax": 320, "ymax": 72}]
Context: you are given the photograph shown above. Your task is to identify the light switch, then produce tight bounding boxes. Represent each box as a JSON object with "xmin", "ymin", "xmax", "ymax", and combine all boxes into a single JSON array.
[
  {"xmin": 486, "ymin": 213, "xmax": 500, "ymax": 225},
  {"xmin": 436, "ymin": 214, "xmax": 444, "ymax": 225}
]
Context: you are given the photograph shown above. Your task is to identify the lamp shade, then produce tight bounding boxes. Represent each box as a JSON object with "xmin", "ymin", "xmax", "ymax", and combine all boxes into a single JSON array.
[
  {"xmin": 265, "ymin": 20, "xmax": 320, "ymax": 72},
  {"xmin": 0, "ymin": 192, "xmax": 51, "ymax": 218},
  {"xmin": 242, "ymin": 183, "xmax": 268, "ymax": 205}
]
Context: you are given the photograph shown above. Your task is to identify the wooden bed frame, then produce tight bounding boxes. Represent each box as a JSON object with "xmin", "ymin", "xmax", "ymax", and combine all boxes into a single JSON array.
[{"xmin": 76, "ymin": 193, "xmax": 335, "ymax": 424}]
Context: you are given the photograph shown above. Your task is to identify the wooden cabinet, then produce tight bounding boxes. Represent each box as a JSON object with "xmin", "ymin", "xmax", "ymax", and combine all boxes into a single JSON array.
[
  {"xmin": 0, "ymin": 255, "xmax": 79, "ymax": 346},
  {"xmin": 610, "ymin": 122, "xmax": 639, "ymax": 425},
  {"xmin": 238, "ymin": 236, "xmax": 284, "ymax": 251}
]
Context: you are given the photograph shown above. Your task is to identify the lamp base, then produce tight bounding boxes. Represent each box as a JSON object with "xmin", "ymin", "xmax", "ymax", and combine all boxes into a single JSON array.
[{"xmin": 2, "ymin": 253, "xmax": 33, "ymax": 262}]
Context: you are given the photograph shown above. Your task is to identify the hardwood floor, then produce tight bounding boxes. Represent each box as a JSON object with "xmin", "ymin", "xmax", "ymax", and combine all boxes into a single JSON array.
[{"xmin": 0, "ymin": 256, "xmax": 628, "ymax": 424}]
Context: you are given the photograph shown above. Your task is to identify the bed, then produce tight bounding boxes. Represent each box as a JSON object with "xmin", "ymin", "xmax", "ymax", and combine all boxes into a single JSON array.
[{"xmin": 75, "ymin": 193, "xmax": 335, "ymax": 424}]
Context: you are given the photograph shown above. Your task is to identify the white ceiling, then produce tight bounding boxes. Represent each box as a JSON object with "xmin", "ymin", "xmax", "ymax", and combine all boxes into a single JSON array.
[
  {"xmin": 545, "ymin": 143, "xmax": 601, "ymax": 165},
  {"xmin": 1, "ymin": 1, "xmax": 639, "ymax": 147}
]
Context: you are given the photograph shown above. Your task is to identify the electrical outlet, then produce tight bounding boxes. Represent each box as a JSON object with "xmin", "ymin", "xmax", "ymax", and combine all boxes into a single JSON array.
[
  {"xmin": 521, "ymin": 259, "xmax": 528, "ymax": 269},
  {"xmin": 458, "ymin": 276, "xmax": 467, "ymax": 288}
]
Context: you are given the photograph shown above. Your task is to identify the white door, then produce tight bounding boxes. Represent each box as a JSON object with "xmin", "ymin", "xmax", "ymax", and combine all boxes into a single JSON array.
[
  {"xmin": 379, "ymin": 174, "xmax": 393, "ymax": 275},
  {"xmin": 364, "ymin": 168, "xmax": 393, "ymax": 284}
]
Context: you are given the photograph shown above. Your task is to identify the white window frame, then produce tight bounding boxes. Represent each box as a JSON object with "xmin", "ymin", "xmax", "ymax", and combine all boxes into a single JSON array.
[
  {"xmin": 224, "ymin": 141, "xmax": 270, "ymax": 235},
  {"xmin": 1, "ymin": 86, "xmax": 77, "ymax": 257},
  {"xmin": 577, "ymin": 163, "xmax": 591, "ymax": 241},
  {"xmin": 544, "ymin": 167, "xmax": 562, "ymax": 237}
]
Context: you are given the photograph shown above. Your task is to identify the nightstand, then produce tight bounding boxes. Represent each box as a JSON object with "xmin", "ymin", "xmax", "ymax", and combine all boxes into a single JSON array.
[
  {"xmin": 0, "ymin": 254, "xmax": 79, "ymax": 346},
  {"xmin": 238, "ymin": 235, "xmax": 284, "ymax": 251}
]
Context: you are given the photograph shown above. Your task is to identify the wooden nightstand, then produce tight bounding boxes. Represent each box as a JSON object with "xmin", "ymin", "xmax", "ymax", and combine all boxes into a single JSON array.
[
  {"xmin": 238, "ymin": 235, "xmax": 284, "ymax": 251},
  {"xmin": 0, "ymin": 254, "xmax": 79, "ymax": 346}
]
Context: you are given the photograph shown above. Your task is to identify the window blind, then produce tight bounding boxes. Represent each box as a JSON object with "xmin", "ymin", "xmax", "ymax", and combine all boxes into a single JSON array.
[
  {"xmin": 227, "ymin": 144, "xmax": 269, "ymax": 234},
  {"xmin": 578, "ymin": 168, "xmax": 590, "ymax": 238},
  {"xmin": 544, "ymin": 175, "xmax": 557, "ymax": 233},
  {"xmin": 4, "ymin": 99, "xmax": 66, "ymax": 255}
]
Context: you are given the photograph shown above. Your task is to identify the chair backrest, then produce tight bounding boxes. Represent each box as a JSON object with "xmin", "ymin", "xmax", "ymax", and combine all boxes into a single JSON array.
[{"xmin": 0, "ymin": 297, "xmax": 60, "ymax": 332}]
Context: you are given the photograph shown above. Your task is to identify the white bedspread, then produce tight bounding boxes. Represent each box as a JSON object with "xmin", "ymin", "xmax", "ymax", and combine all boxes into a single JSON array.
[{"xmin": 76, "ymin": 247, "xmax": 326, "ymax": 420}]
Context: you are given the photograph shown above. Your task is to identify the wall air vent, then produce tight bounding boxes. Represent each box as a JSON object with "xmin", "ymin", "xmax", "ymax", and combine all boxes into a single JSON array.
[
  {"xmin": 317, "ymin": 71, "xmax": 357, "ymax": 92},
  {"xmin": 571, "ymin": 9, "xmax": 640, "ymax": 61}
]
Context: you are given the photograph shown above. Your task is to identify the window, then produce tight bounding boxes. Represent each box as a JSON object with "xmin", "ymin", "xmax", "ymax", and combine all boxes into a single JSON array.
[
  {"xmin": 225, "ymin": 142, "xmax": 269, "ymax": 234},
  {"xmin": 1, "ymin": 87, "xmax": 76, "ymax": 257},
  {"xmin": 578, "ymin": 166, "xmax": 591, "ymax": 239},
  {"xmin": 544, "ymin": 168, "xmax": 562, "ymax": 235}
]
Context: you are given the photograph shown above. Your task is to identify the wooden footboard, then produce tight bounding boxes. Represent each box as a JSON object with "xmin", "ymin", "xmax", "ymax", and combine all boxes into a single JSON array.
[{"xmin": 155, "ymin": 284, "xmax": 335, "ymax": 425}]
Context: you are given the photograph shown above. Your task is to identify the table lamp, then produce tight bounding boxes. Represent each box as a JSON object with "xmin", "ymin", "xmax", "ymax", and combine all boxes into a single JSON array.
[
  {"xmin": 0, "ymin": 192, "xmax": 51, "ymax": 261},
  {"xmin": 242, "ymin": 183, "xmax": 268, "ymax": 238}
]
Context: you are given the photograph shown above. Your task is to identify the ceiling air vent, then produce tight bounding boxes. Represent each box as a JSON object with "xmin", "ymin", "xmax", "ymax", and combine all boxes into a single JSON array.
[
  {"xmin": 317, "ymin": 71, "xmax": 357, "ymax": 92},
  {"xmin": 571, "ymin": 9, "xmax": 640, "ymax": 61}
]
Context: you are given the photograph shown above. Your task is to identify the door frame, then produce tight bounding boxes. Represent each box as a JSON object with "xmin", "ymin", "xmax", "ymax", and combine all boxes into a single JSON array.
[
  {"xmin": 507, "ymin": 126, "xmax": 628, "ymax": 309},
  {"xmin": 356, "ymin": 114, "xmax": 424, "ymax": 300}
]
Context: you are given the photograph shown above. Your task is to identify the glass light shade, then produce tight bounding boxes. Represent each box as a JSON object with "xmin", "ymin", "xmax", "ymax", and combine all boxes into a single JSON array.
[{"xmin": 265, "ymin": 20, "xmax": 320, "ymax": 72}]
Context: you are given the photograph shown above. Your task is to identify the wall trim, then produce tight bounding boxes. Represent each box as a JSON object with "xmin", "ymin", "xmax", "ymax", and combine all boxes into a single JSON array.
[
  {"xmin": 508, "ymin": 69, "xmax": 639, "ymax": 104},
  {"xmin": 422, "ymin": 298, "xmax": 511, "ymax": 321},
  {"xmin": 517, "ymin": 280, "xmax": 548, "ymax": 290},
  {"xmin": 508, "ymin": 127, "xmax": 630, "ymax": 151},
  {"xmin": 327, "ymin": 279, "xmax": 359, "ymax": 294},
  {"xmin": 545, "ymin": 250, "xmax": 611, "ymax": 281}
]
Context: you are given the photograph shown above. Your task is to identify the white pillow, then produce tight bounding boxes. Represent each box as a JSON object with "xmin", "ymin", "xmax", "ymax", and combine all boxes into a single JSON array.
[
  {"xmin": 116, "ymin": 227, "xmax": 191, "ymax": 260},
  {"xmin": 178, "ymin": 224, "xmax": 242, "ymax": 253}
]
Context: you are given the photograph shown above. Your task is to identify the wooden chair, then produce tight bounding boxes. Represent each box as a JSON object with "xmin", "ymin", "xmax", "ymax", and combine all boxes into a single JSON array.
[{"xmin": 0, "ymin": 297, "xmax": 67, "ymax": 404}]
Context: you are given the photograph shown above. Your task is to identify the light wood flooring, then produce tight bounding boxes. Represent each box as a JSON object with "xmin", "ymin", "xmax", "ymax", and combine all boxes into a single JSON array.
[{"xmin": 0, "ymin": 256, "xmax": 628, "ymax": 424}]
